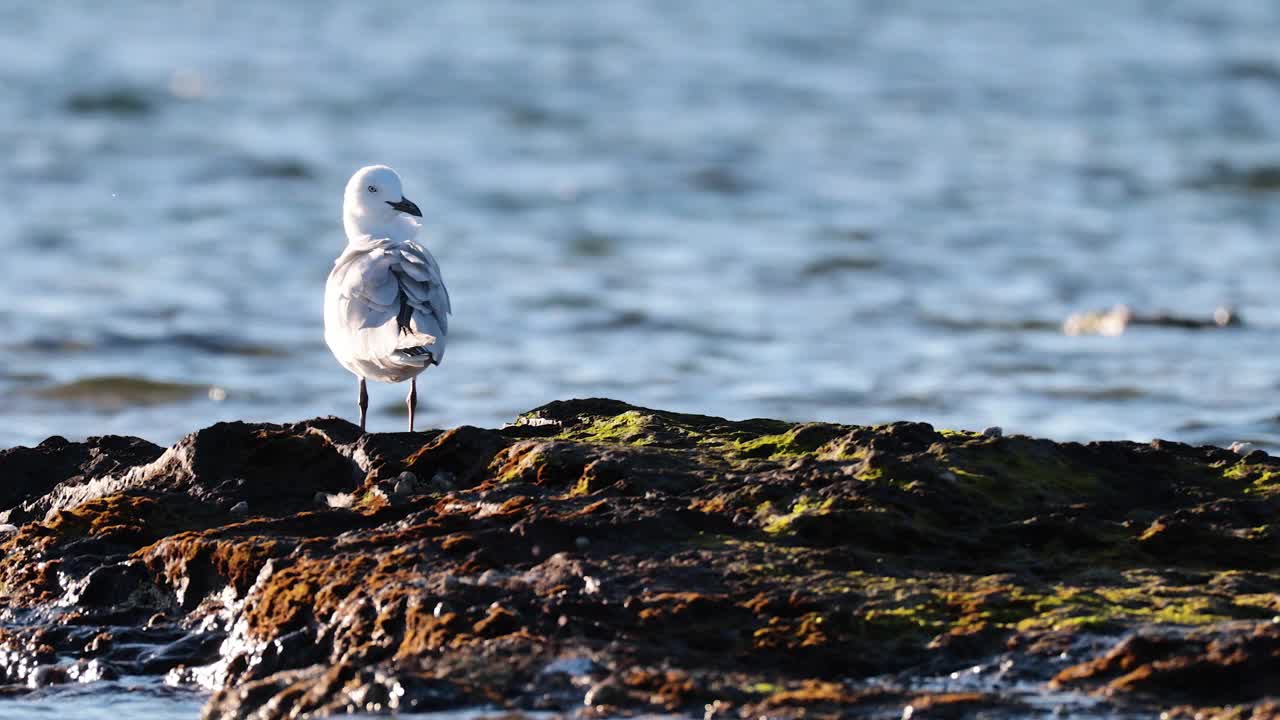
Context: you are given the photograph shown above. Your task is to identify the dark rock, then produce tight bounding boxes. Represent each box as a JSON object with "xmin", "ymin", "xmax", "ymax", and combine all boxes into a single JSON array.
[
  {"xmin": 402, "ymin": 425, "xmax": 512, "ymax": 489},
  {"xmin": 239, "ymin": 629, "xmax": 319, "ymax": 681},
  {"xmin": 26, "ymin": 664, "xmax": 68, "ymax": 688},
  {"xmin": 392, "ymin": 472, "xmax": 417, "ymax": 496},
  {"xmin": 68, "ymin": 658, "xmax": 119, "ymax": 683},
  {"xmin": 1053, "ymin": 623, "xmax": 1280, "ymax": 703},
  {"xmin": 0, "ymin": 434, "xmax": 163, "ymax": 523},
  {"xmin": 381, "ymin": 673, "xmax": 465, "ymax": 712},
  {"xmin": 0, "ymin": 399, "xmax": 1279, "ymax": 719},
  {"xmin": 61, "ymin": 561, "xmax": 161, "ymax": 608},
  {"xmin": 583, "ymin": 677, "xmax": 631, "ymax": 707},
  {"xmin": 30, "ymin": 419, "xmax": 360, "ymax": 521},
  {"xmin": 137, "ymin": 631, "xmax": 226, "ymax": 673}
]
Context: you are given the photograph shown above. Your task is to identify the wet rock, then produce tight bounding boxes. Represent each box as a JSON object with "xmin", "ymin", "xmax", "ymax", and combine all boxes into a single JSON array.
[
  {"xmin": 67, "ymin": 658, "xmax": 119, "ymax": 683},
  {"xmin": 26, "ymin": 664, "xmax": 68, "ymax": 688},
  {"xmin": 402, "ymin": 426, "xmax": 511, "ymax": 489},
  {"xmin": 348, "ymin": 430, "xmax": 441, "ymax": 481},
  {"xmin": 0, "ymin": 399, "xmax": 1279, "ymax": 719},
  {"xmin": 392, "ymin": 472, "xmax": 417, "ymax": 496},
  {"xmin": 374, "ymin": 672, "xmax": 464, "ymax": 712},
  {"xmin": 427, "ymin": 471, "xmax": 456, "ymax": 492},
  {"xmin": 0, "ymin": 434, "xmax": 163, "ymax": 523},
  {"xmin": 1052, "ymin": 623, "xmax": 1280, "ymax": 703},
  {"xmin": 137, "ymin": 631, "xmax": 226, "ymax": 673},
  {"xmin": 238, "ymin": 628, "xmax": 320, "ymax": 681},
  {"xmin": 583, "ymin": 677, "xmax": 631, "ymax": 707},
  {"xmin": 61, "ymin": 561, "xmax": 162, "ymax": 608},
  {"xmin": 203, "ymin": 666, "xmax": 327, "ymax": 720},
  {"xmin": 540, "ymin": 655, "xmax": 604, "ymax": 682},
  {"xmin": 20, "ymin": 419, "xmax": 360, "ymax": 523},
  {"xmin": 902, "ymin": 692, "xmax": 1015, "ymax": 718}
]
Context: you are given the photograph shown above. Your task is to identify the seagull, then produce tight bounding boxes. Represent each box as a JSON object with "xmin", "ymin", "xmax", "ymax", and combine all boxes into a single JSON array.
[{"xmin": 324, "ymin": 165, "xmax": 451, "ymax": 432}]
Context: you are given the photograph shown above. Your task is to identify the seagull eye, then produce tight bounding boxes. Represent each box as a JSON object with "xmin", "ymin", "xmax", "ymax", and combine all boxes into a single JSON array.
[{"xmin": 367, "ymin": 185, "xmax": 377, "ymax": 193}]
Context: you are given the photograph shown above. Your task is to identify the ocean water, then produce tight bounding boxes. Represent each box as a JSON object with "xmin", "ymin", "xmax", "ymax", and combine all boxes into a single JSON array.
[
  {"xmin": 6, "ymin": 5, "xmax": 1280, "ymax": 719},
  {"xmin": 3, "ymin": 1, "xmax": 1280, "ymax": 452},
  {"xmin": 0, "ymin": 680, "xmax": 205, "ymax": 719}
]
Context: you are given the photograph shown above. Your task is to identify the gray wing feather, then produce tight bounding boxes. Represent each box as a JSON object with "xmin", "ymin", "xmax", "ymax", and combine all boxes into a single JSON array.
[{"xmin": 394, "ymin": 241, "xmax": 451, "ymax": 337}]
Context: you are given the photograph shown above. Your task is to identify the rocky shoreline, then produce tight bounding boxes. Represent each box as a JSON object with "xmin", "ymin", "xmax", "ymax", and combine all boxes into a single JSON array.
[{"xmin": 1, "ymin": 398, "xmax": 1278, "ymax": 718}]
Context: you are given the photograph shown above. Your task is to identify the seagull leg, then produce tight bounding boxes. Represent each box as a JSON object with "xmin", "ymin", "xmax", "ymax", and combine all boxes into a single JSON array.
[
  {"xmin": 407, "ymin": 377, "xmax": 417, "ymax": 432},
  {"xmin": 358, "ymin": 378, "xmax": 368, "ymax": 433}
]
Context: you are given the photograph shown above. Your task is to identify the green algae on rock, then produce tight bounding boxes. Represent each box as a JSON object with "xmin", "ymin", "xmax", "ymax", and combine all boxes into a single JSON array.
[{"xmin": 1, "ymin": 399, "xmax": 1280, "ymax": 718}]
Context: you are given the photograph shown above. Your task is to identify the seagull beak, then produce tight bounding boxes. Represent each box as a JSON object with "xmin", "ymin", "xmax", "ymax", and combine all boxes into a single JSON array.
[{"xmin": 387, "ymin": 196, "xmax": 422, "ymax": 217}]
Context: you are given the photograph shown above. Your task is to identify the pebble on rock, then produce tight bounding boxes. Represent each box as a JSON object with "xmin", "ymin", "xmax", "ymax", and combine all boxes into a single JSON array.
[
  {"xmin": 393, "ymin": 471, "xmax": 417, "ymax": 496},
  {"xmin": 584, "ymin": 679, "xmax": 629, "ymax": 707}
]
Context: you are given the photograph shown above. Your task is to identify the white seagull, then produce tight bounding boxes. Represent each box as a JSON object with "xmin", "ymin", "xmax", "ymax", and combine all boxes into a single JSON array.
[{"xmin": 324, "ymin": 165, "xmax": 451, "ymax": 432}]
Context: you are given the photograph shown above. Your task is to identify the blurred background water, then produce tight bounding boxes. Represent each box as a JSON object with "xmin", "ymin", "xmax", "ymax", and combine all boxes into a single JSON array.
[{"xmin": 2, "ymin": 0, "xmax": 1280, "ymax": 451}]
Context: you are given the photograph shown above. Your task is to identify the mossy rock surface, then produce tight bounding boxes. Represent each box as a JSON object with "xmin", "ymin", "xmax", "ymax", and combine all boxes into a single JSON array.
[{"xmin": 1, "ymin": 398, "xmax": 1279, "ymax": 718}]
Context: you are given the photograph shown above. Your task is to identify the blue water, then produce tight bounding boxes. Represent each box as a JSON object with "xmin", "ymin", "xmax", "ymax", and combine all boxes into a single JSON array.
[
  {"xmin": 3, "ymin": 2, "xmax": 1280, "ymax": 451},
  {"xmin": 0, "ymin": 680, "xmax": 205, "ymax": 719},
  {"xmin": 1, "ymin": 682, "xmax": 576, "ymax": 720}
]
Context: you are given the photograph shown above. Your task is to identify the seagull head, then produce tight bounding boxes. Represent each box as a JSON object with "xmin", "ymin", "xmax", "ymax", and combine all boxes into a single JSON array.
[{"xmin": 343, "ymin": 165, "xmax": 422, "ymax": 239}]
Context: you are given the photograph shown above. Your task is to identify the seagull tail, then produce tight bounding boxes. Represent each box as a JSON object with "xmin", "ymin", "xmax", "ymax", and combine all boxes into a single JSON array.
[
  {"xmin": 391, "ymin": 332, "xmax": 442, "ymax": 366},
  {"xmin": 392, "ymin": 345, "xmax": 440, "ymax": 366}
]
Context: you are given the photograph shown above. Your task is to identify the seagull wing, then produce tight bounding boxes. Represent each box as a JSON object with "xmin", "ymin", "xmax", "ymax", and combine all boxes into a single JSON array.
[
  {"xmin": 390, "ymin": 241, "xmax": 451, "ymax": 364},
  {"xmin": 324, "ymin": 240, "xmax": 450, "ymax": 372}
]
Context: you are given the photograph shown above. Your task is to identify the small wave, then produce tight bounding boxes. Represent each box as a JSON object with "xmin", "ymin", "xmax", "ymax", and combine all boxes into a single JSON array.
[
  {"xmin": 1175, "ymin": 417, "xmax": 1280, "ymax": 454},
  {"xmin": 242, "ymin": 157, "xmax": 312, "ymax": 179},
  {"xmin": 1221, "ymin": 59, "xmax": 1280, "ymax": 85},
  {"xmin": 31, "ymin": 376, "xmax": 212, "ymax": 409},
  {"xmin": 1, "ymin": 371, "xmax": 49, "ymax": 383},
  {"xmin": 64, "ymin": 88, "xmax": 154, "ymax": 116},
  {"xmin": 504, "ymin": 102, "xmax": 584, "ymax": 130},
  {"xmin": 876, "ymin": 392, "xmax": 947, "ymax": 410},
  {"xmin": 687, "ymin": 165, "xmax": 751, "ymax": 196},
  {"xmin": 162, "ymin": 333, "xmax": 289, "ymax": 358},
  {"xmin": 526, "ymin": 292, "xmax": 601, "ymax": 310},
  {"xmin": 475, "ymin": 190, "xmax": 540, "ymax": 213},
  {"xmin": 6, "ymin": 337, "xmax": 96, "ymax": 353},
  {"xmin": 8, "ymin": 333, "xmax": 288, "ymax": 358},
  {"xmin": 800, "ymin": 255, "xmax": 881, "ymax": 276},
  {"xmin": 17, "ymin": 226, "xmax": 73, "ymax": 251},
  {"xmin": 1040, "ymin": 386, "xmax": 1147, "ymax": 402},
  {"xmin": 1185, "ymin": 162, "xmax": 1280, "ymax": 193},
  {"xmin": 573, "ymin": 308, "xmax": 770, "ymax": 341},
  {"xmin": 817, "ymin": 226, "xmax": 875, "ymax": 243},
  {"xmin": 166, "ymin": 204, "xmax": 229, "ymax": 222},
  {"xmin": 566, "ymin": 230, "xmax": 617, "ymax": 258},
  {"xmin": 189, "ymin": 156, "xmax": 313, "ymax": 182},
  {"xmin": 920, "ymin": 314, "xmax": 1060, "ymax": 332}
]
